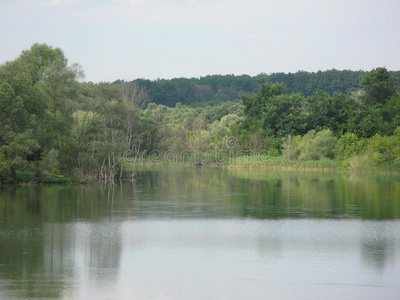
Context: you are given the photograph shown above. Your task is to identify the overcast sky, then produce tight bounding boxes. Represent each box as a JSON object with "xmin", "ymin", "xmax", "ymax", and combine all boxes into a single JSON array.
[{"xmin": 1, "ymin": 0, "xmax": 399, "ymax": 82}]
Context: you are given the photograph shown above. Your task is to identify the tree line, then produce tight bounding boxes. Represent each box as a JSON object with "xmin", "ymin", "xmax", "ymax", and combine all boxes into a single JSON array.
[
  {"xmin": 0, "ymin": 44, "xmax": 147, "ymax": 181},
  {"xmin": 0, "ymin": 43, "xmax": 245, "ymax": 181},
  {"xmin": 116, "ymin": 69, "xmax": 400, "ymax": 106},
  {"xmin": 1, "ymin": 43, "xmax": 400, "ymax": 182},
  {"xmin": 240, "ymin": 67, "xmax": 400, "ymax": 166}
]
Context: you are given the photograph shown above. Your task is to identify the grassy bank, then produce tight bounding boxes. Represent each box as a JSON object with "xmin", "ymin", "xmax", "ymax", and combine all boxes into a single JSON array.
[
  {"xmin": 226, "ymin": 155, "xmax": 342, "ymax": 171},
  {"xmin": 226, "ymin": 155, "xmax": 400, "ymax": 174},
  {"xmin": 5, "ymin": 154, "xmax": 398, "ymax": 185},
  {"xmin": 131, "ymin": 154, "xmax": 342, "ymax": 171},
  {"xmin": 127, "ymin": 154, "xmax": 400, "ymax": 174}
]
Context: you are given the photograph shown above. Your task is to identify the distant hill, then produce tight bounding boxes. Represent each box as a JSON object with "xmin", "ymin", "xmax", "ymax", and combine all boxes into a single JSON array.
[{"xmin": 115, "ymin": 69, "xmax": 400, "ymax": 107}]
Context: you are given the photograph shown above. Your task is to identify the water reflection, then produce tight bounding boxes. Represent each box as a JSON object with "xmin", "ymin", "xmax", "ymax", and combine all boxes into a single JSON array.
[
  {"xmin": 0, "ymin": 167, "xmax": 400, "ymax": 299},
  {"xmin": 360, "ymin": 222, "xmax": 397, "ymax": 272}
]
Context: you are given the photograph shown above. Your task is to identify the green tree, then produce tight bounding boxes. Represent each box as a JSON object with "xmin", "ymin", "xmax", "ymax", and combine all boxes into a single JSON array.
[
  {"xmin": 368, "ymin": 128, "xmax": 400, "ymax": 164},
  {"xmin": 338, "ymin": 133, "xmax": 365, "ymax": 159},
  {"xmin": 0, "ymin": 152, "xmax": 10, "ymax": 181},
  {"xmin": 361, "ymin": 67, "xmax": 399, "ymax": 105},
  {"xmin": 307, "ymin": 92, "xmax": 350, "ymax": 135},
  {"xmin": 19, "ymin": 43, "xmax": 67, "ymax": 85},
  {"xmin": 242, "ymin": 82, "xmax": 286, "ymax": 119},
  {"xmin": 241, "ymin": 82, "xmax": 308, "ymax": 139},
  {"xmin": 1, "ymin": 131, "xmax": 39, "ymax": 179},
  {"xmin": 0, "ymin": 82, "xmax": 29, "ymax": 135}
]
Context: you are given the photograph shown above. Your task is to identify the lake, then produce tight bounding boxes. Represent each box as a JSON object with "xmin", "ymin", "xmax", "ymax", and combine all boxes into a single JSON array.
[{"xmin": 0, "ymin": 167, "xmax": 400, "ymax": 299}]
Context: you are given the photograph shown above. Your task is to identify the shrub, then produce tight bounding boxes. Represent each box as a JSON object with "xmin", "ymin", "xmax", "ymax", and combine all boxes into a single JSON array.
[
  {"xmin": 282, "ymin": 135, "xmax": 301, "ymax": 159},
  {"xmin": 298, "ymin": 129, "xmax": 338, "ymax": 161},
  {"xmin": 338, "ymin": 132, "xmax": 366, "ymax": 158},
  {"xmin": 368, "ymin": 128, "xmax": 400, "ymax": 164},
  {"xmin": 263, "ymin": 136, "xmax": 280, "ymax": 156}
]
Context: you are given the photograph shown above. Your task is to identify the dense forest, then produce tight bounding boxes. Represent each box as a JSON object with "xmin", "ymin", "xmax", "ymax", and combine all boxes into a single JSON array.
[
  {"xmin": 1, "ymin": 43, "xmax": 400, "ymax": 182},
  {"xmin": 116, "ymin": 70, "xmax": 400, "ymax": 106}
]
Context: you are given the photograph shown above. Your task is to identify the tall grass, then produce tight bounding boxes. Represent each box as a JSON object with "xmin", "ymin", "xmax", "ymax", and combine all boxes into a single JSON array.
[
  {"xmin": 124, "ymin": 153, "xmax": 400, "ymax": 174},
  {"xmin": 228, "ymin": 154, "xmax": 400, "ymax": 173},
  {"xmin": 228, "ymin": 155, "xmax": 342, "ymax": 170}
]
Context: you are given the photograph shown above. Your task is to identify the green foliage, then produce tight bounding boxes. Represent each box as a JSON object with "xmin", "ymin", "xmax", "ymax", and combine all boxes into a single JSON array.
[
  {"xmin": 282, "ymin": 135, "xmax": 302, "ymax": 160},
  {"xmin": 19, "ymin": 43, "xmax": 67, "ymax": 85},
  {"xmin": 355, "ymin": 94, "xmax": 400, "ymax": 138},
  {"xmin": 0, "ymin": 152, "xmax": 10, "ymax": 181},
  {"xmin": 282, "ymin": 130, "xmax": 338, "ymax": 161},
  {"xmin": 263, "ymin": 93, "xmax": 308, "ymax": 137},
  {"xmin": 241, "ymin": 83, "xmax": 307, "ymax": 138},
  {"xmin": 263, "ymin": 69, "xmax": 365, "ymax": 96},
  {"xmin": 0, "ymin": 82, "xmax": 29, "ymax": 135},
  {"xmin": 42, "ymin": 149, "xmax": 60, "ymax": 174},
  {"xmin": 241, "ymin": 69, "xmax": 400, "ymax": 144},
  {"xmin": 244, "ymin": 132, "xmax": 264, "ymax": 154},
  {"xmin": 1, "ymin": 131, "xmax": 39, "ymax": 179},
  {"xmin": 242, "ymin": 82, "xmax": 286, "ymax": 119},
  {"xmin": 1, "ymin": 43, "xmax": 400, "ymax": 181},
  {"xmin": 0, "ymin": 43, "xmax": 84, "ymax": 180},
  {"xmin": 307, "ymin": 92, "xmax": 352, "ymax": 134},
  {"xmin": 368, "ymin": 128, "xmax": 400, "ymax": 164},
  {"xmin": 116, "ymin": 69, "xmax": 400, "ymax": 107},
  {"xmin": 338, "ymin": 133, "xmax": 366, "ymax": 159},
  {"xmin": 361, "ymin": 67, "xmax": 399, "ymax": 105},
  {"xmin": 263, "ymin": 136, "xmax": 281, "ymax": 156},
  {"xmin": 208, "ymin": 114, "xmax": 242, "ymax": 150},
  {"xmin": 229, "ymin": 155, "xmax": 342, "ymax": 170},
  {"xmin": 298, "ymin": 130, "xmax": 338, "ymax": 160}
]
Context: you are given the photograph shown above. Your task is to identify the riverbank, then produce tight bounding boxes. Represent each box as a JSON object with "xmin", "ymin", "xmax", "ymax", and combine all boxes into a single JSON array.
[
  {"xmin": 3, "ymin": 155, "xmax": 399, "ymax": 185},
  {"xmin": 1, "ymin": 171, "xmax": 83, "ymax": 185},
  {"xmin": 229, "ymin": 156, "xmax": 400, "ymax": 174},
  {"xmin": 131, "ymin": 154, "xmax": 400, "ymax": 174}
]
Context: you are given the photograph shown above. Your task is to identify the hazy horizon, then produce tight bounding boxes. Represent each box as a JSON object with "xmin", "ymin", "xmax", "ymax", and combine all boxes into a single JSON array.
[{"xmin": 1, "ymin": 0, "xmax": 399, "ymax": 83}]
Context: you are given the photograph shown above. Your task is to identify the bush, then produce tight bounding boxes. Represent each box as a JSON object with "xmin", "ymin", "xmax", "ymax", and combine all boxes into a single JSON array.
[
  {"xmin": 368, "ymin": 128, "xmax": 400, "ymax": 164},
  {"xmin": 246, "ymin": 132, "xmax": 264, "ymax": 154},
  {"xmin": 298, "ymin": 129, "xmax": 338, "ymax": 160},
  {"xmin": 282, "ymin": 135, "xmax": 301, "ymax": 159},
  {"xmin": 338, "ymin": 132, "xmax": 366, "ymax": 158},
  {"xmin": 263, "ymin": 136, "xmax": 280, "ymax": 156}
]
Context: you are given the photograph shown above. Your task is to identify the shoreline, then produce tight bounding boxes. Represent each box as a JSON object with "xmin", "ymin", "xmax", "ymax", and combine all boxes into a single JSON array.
[
  {"xmin": 224, "ymin": 164, "xmax": 400, "ymax": 175},
  {"xmin": 2, "ymin": 161, "xmax": 400, "ymax": 185},
  {"xmin": 134, "ymin": 161, "xmax": 400, "ymax": 175}
]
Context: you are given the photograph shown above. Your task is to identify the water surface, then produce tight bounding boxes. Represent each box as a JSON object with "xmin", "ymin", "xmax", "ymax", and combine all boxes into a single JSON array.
[{"xmin": 0, "ymin": 167, "xmax": 400, "ymax": 299}]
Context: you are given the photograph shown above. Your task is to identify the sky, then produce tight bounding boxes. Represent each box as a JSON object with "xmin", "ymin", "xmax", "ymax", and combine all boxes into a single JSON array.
[{"xmin": 0, "ymin": 0, "xmax": 399, "ymax": 82}]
